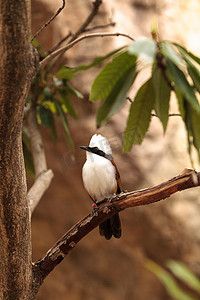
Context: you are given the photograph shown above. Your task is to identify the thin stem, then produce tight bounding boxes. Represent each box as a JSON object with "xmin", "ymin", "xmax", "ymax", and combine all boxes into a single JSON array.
[
  {"xmin": 69, "ymin": 0, "xmax": 103, "ymax": 43},
  {"xmin": 39, "ymin": 32, "xmax": 134, "ymax": 70},
  {"xmin": 48, "ymin": 0, "xmax": 103, "ymax": 70},
  {"xmin": 151, "ymin": 113, "xmax": 181, "ymax": 117},
  {"xmin": 31, "ymin": 0, "xmax": 66, "ymax": 41},
  {"xmin": 83, "ymin": 22, "xmax": 116, "ymax": 32}
]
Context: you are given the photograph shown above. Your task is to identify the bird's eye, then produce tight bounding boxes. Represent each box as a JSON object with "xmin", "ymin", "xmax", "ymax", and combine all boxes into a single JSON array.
[{"xmin": 92, "ymin": 147, "xmax": 99, "ymax": 151}]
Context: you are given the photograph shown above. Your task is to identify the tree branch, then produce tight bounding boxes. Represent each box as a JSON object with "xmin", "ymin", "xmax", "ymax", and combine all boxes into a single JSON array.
[
  {"xmin": 31, "ymin": 0, "xmax": 66, "ymax": 41},
  {"xmin": 27, "ymin": 105, "xmax": 47, "ymax": 175},
  {"xmin": 32, "ymin": 168, "xmax": 200, "ymax": 286},
  {"xmin": 83, "ymin": 22, "xmax": 116, "ymax": 33},
  {"xmin": 28, "ymin": 170, "xmax": 54, "ymax": 213},
  {"xmin": 39, "ymin": 32, "xmax": 134, "ymax": 70},
  {"xmin": 68, "ymin": 0, "xmax": 103, "ymax": 43},
  {"xmin": 27, "ymin": 105, "xmax": 54, "ymax": 213}
]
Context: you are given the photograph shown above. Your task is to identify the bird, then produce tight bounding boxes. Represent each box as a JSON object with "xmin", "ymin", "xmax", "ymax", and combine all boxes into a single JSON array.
[{"xmin": 80, "ymin": 134, "xmax": 122, "ymax": 240}]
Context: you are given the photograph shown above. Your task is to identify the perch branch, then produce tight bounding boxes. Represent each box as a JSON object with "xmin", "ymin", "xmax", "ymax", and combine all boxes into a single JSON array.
[
  {"xmin": 32, "ymin": 168, "xmax": 200, "ymax": 285},
  {"xmin": 27, "ymin": 106, "xmax": 54, "ymax": 213},
  {"xmin": 39, "ymin": 32, "xmax": 134, "ymax": 70},
  {"xmin": 31, "ymin": 0, "xmax": 66, "ymax": 41}
]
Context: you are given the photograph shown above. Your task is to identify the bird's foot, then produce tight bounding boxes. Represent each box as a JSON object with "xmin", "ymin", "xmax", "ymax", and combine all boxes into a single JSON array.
[
  {"xmin": 117, "ymin": 191, "xmax": 128, "ymax": 200},
  {"xmin": 108, "ymin": 193, "xmax": 116, "ymax": 203},
  {"xmin": 92, "ymin": 203, "xmax": 98, "ymax": 215}
]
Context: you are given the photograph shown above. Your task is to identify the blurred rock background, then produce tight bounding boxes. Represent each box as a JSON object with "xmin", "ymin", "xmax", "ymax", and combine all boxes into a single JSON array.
[{"xmin": 31, "ymin": 0, "xmax": 200, "ymax": 299}]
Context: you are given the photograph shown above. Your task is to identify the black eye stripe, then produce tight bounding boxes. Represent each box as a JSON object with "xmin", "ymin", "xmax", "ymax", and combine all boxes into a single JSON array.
[
  {"xmin": 89, "ymin": 147, "xmax": 106, "ymax": 157},
  {"xmin": 89, "ymin": 147, "xmax": 113, "ymax": 161}
]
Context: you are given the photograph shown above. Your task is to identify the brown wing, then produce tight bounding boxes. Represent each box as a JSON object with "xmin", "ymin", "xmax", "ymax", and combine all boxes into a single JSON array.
[{"xmin": 111, "ymin": 159, "xmax": 123, "ymax": 194}]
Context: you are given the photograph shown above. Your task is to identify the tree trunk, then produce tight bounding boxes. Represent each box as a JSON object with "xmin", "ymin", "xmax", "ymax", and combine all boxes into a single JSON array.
[{"xmin": 0, "ymin": 0, "xmax": 38, "ymax": 298}]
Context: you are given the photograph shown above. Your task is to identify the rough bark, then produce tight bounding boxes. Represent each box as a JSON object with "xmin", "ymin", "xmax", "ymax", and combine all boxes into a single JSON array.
[{"xmin": 0, "ymin": 0, "xmax": 38, "ymax": 299}]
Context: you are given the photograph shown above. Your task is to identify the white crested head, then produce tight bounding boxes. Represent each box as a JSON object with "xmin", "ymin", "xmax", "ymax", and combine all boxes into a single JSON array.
[{"xmin": 89, "ymin": 134, "xmax": 112, "ymax": 155}]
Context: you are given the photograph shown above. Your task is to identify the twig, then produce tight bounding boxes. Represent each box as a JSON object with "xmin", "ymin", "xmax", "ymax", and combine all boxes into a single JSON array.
[
  {"xmin": 151, "ymin": 113, "xmax": 181, "ymax": 117},
  {"xmin": 32, "ymin": 168, "xmax": 199, "ymax": 285},
  {"xmin": 47, "ymin": 32, "xmax": 72, "ymax": 55},
  {"xmin": 47, "ymin": 22, "xmax": 115, "ymax": 56},
  {"xmin": 39, "ymin": 32, "xmax": 134, "ymax": 70},
  {"xmin": 83, "ymin": 22, "xmax": 116, "ymax": 32},
  {"xmin": 126, "ymin": 96, "xmax": 133, "ymax": 103},
  {"xmin": 69, "ymin": 0, "xmax": 103, "ymax": 43},
  {"xmin": 31, "ymin": 0, "xmax": 66, "ymax": 41},
  {"xmin": 48, "ymin": 0, "xmax": 103, "ymax": 70}
]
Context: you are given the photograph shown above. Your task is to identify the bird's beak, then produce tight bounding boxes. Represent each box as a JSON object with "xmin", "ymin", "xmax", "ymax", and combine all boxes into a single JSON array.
[{"xmin": 80, "ymin": 146, "xmax": 92, "ymax": 152}]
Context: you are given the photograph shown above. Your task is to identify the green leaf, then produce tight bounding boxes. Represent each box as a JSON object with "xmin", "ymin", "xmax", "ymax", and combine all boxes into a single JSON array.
[
  {"xmin": 166, "ymin": 59, "xmax": 200, "ymax": 112},
  {"xmin": 184, "ymin": 102, "xmax": 200, "ymax": 162},
  {"xmin": 43, "ymin": 87, "xmax": 53, "ymax": 100},
  {"xmin": 38, "ymin": 104, "xmax": 54, "ymax": 127},
  {"xmin": 54, "ymin": 100, "xmax": 74, "ymax": 148},
  {"xmin": 146, "ymin": 260, "xmax": 198, "ymax": 300},
  {"xmin": 128, "ymin": 37, "xmax": 156, "ymax": 62},
  {"xmin": 56, "ymin": 47, "xmax": 125, "ymax": 80},
  {"xmin": 160, "ymin": 42, "xmax": 183, "ymax": 67},
  {"xmin": 176, "ymin": 46, "xmax": 200, "ymax": 93},
  {"xmin": 96, "ymin": 66, "xmax": 137, "ymax": 127},
  {"xmin": 153, "ymin": 66, "xmax": 171, "ymax": 131},
  {"xmin": 58, "ymin": 90, "xmax": 77, "ymax": 118},
  {"xmin": 123, "ymin": 78, "xmax": 155, "ymax": 152},
  {"xmin": 38, "ymin": 104, "xmax": 57, "ymax": 142},
  {"xmin": 67, "ymin": 84, "xmax": 83, "ymax": 99},
  {"xmin": 176, "ymin": 96, "xmax": 200, "ymax": 164},
  {"xmin": 167, "ymin": 260, "xmax": 200, "ymax": 293},
  {"xmin": 187, "ymin": 65, "xmax": 200, "ymax": 93},
  {"xmin": 56, "ymin": 67, "xmax": 76, "ymax": 80},
  {"xmin": 42, "ymin": 101, "xmax": 57, "ymax": 113},
  {"xmin": 90, "ymin": 51, "xmax": 137, "ymax": 101},
  {"xmin": 173, "ymin": 43, "xmax": 200, "ymax": 65},
  {"xmin": 174, "ymin": 89, "xmax": 185, "ymax": 119},
  {"xmin": 23, "ymin": 142, "xmax": 35, "ymax": 178}
]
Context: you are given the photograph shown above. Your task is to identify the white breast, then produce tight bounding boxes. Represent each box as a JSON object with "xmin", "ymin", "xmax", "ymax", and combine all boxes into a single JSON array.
[{"xmin": 82, "ymin": 154, "xmax": 117, "ymax": 203}]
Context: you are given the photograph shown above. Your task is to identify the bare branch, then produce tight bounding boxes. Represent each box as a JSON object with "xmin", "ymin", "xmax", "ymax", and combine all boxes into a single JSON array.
[
  {"xmin": 39, "ymin": 32, "xmax": 134, "ymax": 70},
  {"xmin": 27, "ymin": 106, "xmax": 47, "ymax": 176},
  {"xmin": 68, "ymin": 0, "xmax": 103, "ymax": 43},
  {"xmin": 47, "ymin": 32, "xmax": 72, "ymax": 55},
  {"xmin": 47, "ymin": 0, "xmax": 108, "ymax": 70},
  {"xmin": 26, "ymin": 105, "xmax": 54, "ymax": 213},
  {"xmin": 32, "ymin": 168, "xmax": 199, "ymax": 284},
  {"xmin": 31, "ymin": 0, "xmax": 66, "ymax": 42},
  {"xmin": 83, "ymin": 22, "xmax": 116, "ymax": 32},
  {"xmin": 28, "ymin": 170, "xmax": 54, "ymax": 213}
]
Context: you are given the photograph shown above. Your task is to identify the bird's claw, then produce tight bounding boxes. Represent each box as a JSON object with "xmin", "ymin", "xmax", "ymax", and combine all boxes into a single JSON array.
[
  {"xmin": 108, "ymin": 193, "xmax": 116, "ymax": 203},
  {"xmin": 92, "ymin": 203, "xmax": 98, "ymax": 215}
]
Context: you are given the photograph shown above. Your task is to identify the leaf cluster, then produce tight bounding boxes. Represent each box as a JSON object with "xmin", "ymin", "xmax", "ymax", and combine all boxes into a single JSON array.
[
  {"xmin": 24, "ymin": 36, "xmax": 200, "ymax": 176},
  {"xmin": 90, "ymin": 37, "xmax": 200, "ymax": 162}
]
